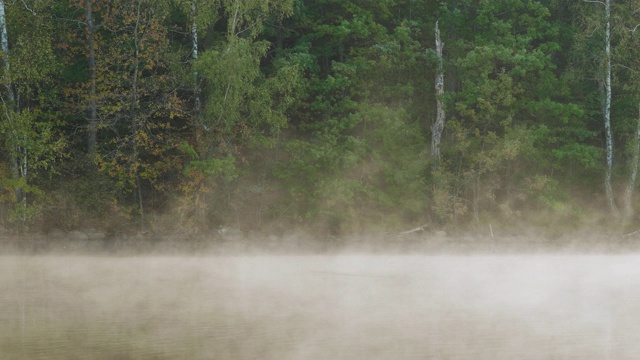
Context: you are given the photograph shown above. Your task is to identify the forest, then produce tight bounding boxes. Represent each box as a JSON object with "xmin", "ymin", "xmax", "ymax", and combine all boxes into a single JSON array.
[{"xmin": 0, "ymin": 0, "xmax": 637, "ymax": 241}]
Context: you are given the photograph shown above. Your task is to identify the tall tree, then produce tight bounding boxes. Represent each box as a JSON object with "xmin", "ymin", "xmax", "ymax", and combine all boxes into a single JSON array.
[
  {"xmin": 612, "ymin": 0, "xmax": 640, "ymax": 225},
  {"xmin": 0, "ymin": 1, "xmax": 13, "ymax": 104},
  {"xmin": 78, "ymin": 0, "xmax": 186, "ymax": 219},
  {"xmin": 175, "ymin": 0, "xmax": 296, "ymax": 228},
  {"xmin": 0, "ymin": 1, "xmax": 17, "ymax": 191},
  {"xmin": 624, "ymin": 108, "xmax": 640, "ymax": 225},
  {"xmin": 431, "ymin": 20, "xmax": 445, "ymax": 166},
  {"xmin": 171, "ymin": 0, "xmax": 219, "ymax": 133},
  {"xmin": 583, "ymin": 0, "xmax": 617, "ymax": 216},
  {"xmin": 270, "ymin": 0, "xmax": 432, "ymax": 232},
  {"xmin": 0, "ymin": 0, "xmax": 66, "ymax": 225},
  {"xmin": 190, "ymin": 0, "xmax": 200, "ymax": 115},
  {"xmin": 85, "ymin": 0, "xmax": 97, "ymax": 158},
  {"xmin": 437, "ymin": 0, "xmax": 582, "ymax": 222}
]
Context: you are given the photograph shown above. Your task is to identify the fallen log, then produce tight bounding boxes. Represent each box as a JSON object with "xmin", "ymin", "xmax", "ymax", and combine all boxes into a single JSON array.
[{"xmin": 397, "ymin": 224, "xmax": 429, "ymax": 236}]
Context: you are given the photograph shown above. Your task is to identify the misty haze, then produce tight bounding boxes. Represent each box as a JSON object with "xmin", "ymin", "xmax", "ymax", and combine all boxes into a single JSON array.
[
  {"xmin": 2, "ymin": 244, "xmax": 640, "ymax": 359},
  {"xmin": 4, "ymin": 0, "xmax": 640, "ymax": 359}
]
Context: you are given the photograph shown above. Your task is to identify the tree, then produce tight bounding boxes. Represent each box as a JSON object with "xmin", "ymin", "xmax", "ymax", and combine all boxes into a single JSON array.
[
  {"xmin": 97, "ymin": 0, "xmax": 186, "ymax": 220},
  {"xmin": 170, "ymin": 0, "xmax": 220, "ymax": 121},
  {"xmin": 612, "ymin": 0, "xmax": 640, "ymax": 225},
  {"xmin": 0, "ymin": 0, "xmax": 66, "ymax": 225},
  {"xmin": 168, "ymin": 0, "xmax": 297, "ymax": 230},
  {"xmin": 0, "ymin": 1, "xmax": 17, "ymax": 192},
  {"xmin": 582, "ymin": 0, "xmax": 617, "ymax": 217},
  {"xmin": 623, "ymin": 108, "xmax": 640, "ymax": 225},
  {"xmin": 437, "ymin": 0, "xmax": 583, "ymax": 223},
  {"xmin": 54, "ymin": 0, "xmax": 187, "ymax": 221},
  {"xmin": 270, "ymin": 0, "xmax": 433, "ymax": 233},
  {"xmin": 431, "ymin": 20, "xmax": 445, "ymax": 166},
  {"xmin": 85, "ymin": 0, "xmax": 98, "ymax": 158}
]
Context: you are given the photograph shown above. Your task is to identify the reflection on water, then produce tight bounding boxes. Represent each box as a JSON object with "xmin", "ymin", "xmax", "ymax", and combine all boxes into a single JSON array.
[{"xmin": 1, "ymin": 254, "xmax": 640, "ymax": 359}]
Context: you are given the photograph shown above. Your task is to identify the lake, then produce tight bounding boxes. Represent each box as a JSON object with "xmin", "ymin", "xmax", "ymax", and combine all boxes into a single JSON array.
[{"xmin": 1, "ymin": 254, "xmax": 639, "ymax": 359}]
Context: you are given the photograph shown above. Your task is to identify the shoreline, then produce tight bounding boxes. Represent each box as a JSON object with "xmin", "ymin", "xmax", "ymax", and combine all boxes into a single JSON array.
[{"xmin": 1, "ymin": 231, "xmax": 639, "ymax": 256}]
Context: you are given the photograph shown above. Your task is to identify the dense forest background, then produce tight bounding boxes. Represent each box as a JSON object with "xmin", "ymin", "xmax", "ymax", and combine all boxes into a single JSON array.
[{"xmin": 0, "ymin": 0, "xmax": 637, "ymax": 239}]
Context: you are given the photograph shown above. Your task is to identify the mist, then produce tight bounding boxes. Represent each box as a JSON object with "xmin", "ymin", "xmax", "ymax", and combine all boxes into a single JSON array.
[{"xmin": 2, "ymin": 238, "xmax": 640, "ymax": 359}]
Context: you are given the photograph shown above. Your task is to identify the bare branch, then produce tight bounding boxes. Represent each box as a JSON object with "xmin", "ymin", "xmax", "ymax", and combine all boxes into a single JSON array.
[
  {"xmin": 628, "ymin": 23, "xmax": 640, "ymax": 33},
  {"xmin": 19, "ymin": 0, "xmax": 35, "ymax": 15}
]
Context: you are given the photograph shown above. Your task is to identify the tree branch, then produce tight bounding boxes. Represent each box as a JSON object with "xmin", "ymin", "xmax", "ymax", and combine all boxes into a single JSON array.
[
  {"xmin": 628, "ymin": 23, "xmax": 640, "ymax": 33},
  {"xmin": 18, "ymin": 0, "xmax": 35, "ymax": 15}
]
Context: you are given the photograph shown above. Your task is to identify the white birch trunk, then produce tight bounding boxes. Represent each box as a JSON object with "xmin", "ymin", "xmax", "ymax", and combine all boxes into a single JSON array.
[
  {"xmin": 585, "ymin": 0, "xmax": 618, "ymax": 216},
  {"xmin": 191, "ymin": 0, "xmax": 205, "ymax": 223},
  {"xmin": 231, "ymin": 1, "xmax": 239, "ymax": 36},
  {"xmin": 431, "ymin": 21, "xmax": 445, "ymax": 167},
  {"xmin": 132, "ymin": 0, "xmax": 143, "ymax": 221},
  {"xmin": 603, "ymin": 0, "xmax": 618, "ymax": 217},
  {"xmin": 86, "ymin": 0, "xmax": 98, "ymax": 157},
  {"xmin": 191, "ymin": 0, "xmax": 201, "ymax": 114},
  {"xmin": 0, "ymin": 0, "xmax": 24, "ymax": 213},
  {"xmin": 0, "ymin": 0, "xmax": 13, "ymax": 104}
]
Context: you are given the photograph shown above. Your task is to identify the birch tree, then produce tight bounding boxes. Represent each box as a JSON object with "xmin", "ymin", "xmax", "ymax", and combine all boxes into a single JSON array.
[
  {"xmin": 584, "ymin": 0, "xmax": 618, "ymax": 217},
  {"xmin": 0, "ymin": 0, "xmax": 65, "ymax": 224},
  {"xmin": 0, "ymin": 1, "xmax": 13, "ymax": 104},
  {"xmin": 603, "ymin": 0, "xmax": 616, "ymax": 217},
  {"xmin": 172, "ymin": 0, "xmax": 219, "ymax": 135},
  {"xmin": 190, "ymin": 0, "xmax": 201, "ymax": 114},
  {"xmin": 85, "ymin": 0, "xmax": 98, "ymax": 158},
  {"xmin": 175, "ymin": 0, "xmax": 298, "ymax": 229},
  {"xmin": 0, "ymin": 1, "xmax": 17, "ymax": 193},
  {"xmin": 431, "ymin": 20, "xmax": 445, "ymax": 167}
]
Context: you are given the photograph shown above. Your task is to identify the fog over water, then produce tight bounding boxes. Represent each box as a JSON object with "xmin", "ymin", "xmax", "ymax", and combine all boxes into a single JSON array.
[{"xmin": 2, "ymin": 251, "xmax": 640, "ymax": 359}]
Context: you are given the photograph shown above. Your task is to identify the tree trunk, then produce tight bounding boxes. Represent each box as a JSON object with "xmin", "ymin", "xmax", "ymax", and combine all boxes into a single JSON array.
[
  {"xmin": 231, "ymin": 0, "xmax": 240, "ymax": 36},
  {"xmin": 132, "ymin": 0, "xmax": 143, "ymax": 221},
  {"xmin": 191, "ymin": 0, "xmax": 200, "ymax": 114},
  {"xmin": 18, "ymin": 135, "xmax": 26, "ymax": 213},
  {"xmin": 623, "ymin": 106, "xmax": 640, "ymax": 225},
  {"xmin": 191, "ymin": 0, "xmax": 206, "ymax": 224},
  {"xmin": 603, "ymin": 0, "xmax": 618, "ymax": 217},
  {"xmin": 86, "ymin": 0, "xmax": 98, "ymax": 158},
  {"xmin": 431, "ymin": 20, "xmax": 445, "ymax": 167},
  {"xmin": 0, "ymin": 0, "xmax": 24, "ymax": 214},
  {"xmin": 0, "ymin": 0, "xmax": 13, "ymax": 104},
  {"xmin": 584, "ymin": 0, "xmax": 617, "ymax": 217}
]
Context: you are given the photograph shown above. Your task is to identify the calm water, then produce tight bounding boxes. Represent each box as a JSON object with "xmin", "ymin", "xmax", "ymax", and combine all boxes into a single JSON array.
[{"xmin": 1, "ymin": 254, "xmax": 639, "ymax": 359}]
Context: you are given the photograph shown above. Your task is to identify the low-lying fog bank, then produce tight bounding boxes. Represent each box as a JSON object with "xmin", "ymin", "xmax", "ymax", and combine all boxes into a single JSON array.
[
  {"xmin": 2, "ymin": 254, "xmax": 639, "ymax": 359},
  {"xmin": 0, "ymin": 229, "xmax": 639, "ymax": 255}
]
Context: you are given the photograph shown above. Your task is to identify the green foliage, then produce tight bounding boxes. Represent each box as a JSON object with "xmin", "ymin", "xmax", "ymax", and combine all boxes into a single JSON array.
[
  {"xmin": 71, "ymin": 0, "xmax": 189, "ymax": 218},
  {"xmin": 432, "ymin": 0, "xmax": 593, "ymax": 223},
  {"xmin": 271, "ymin": 0, "xmax": 432, "ymax": 233},
  {"xmin": 181, "ymin": 140, "xmax": 237, "ymax": 180},
  {"xmin": 0, "ymin": 0, "xmax": 637, "ymax": 235},
  {"xmin": 0, "ymin": 1, "xmax": 68, "ymax": 228}
]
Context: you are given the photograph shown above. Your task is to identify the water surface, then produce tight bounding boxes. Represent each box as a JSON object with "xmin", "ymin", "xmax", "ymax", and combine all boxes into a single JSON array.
[{"xmin": 1, "ymin": 254, "xmax": 639, "ymax": 359}]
